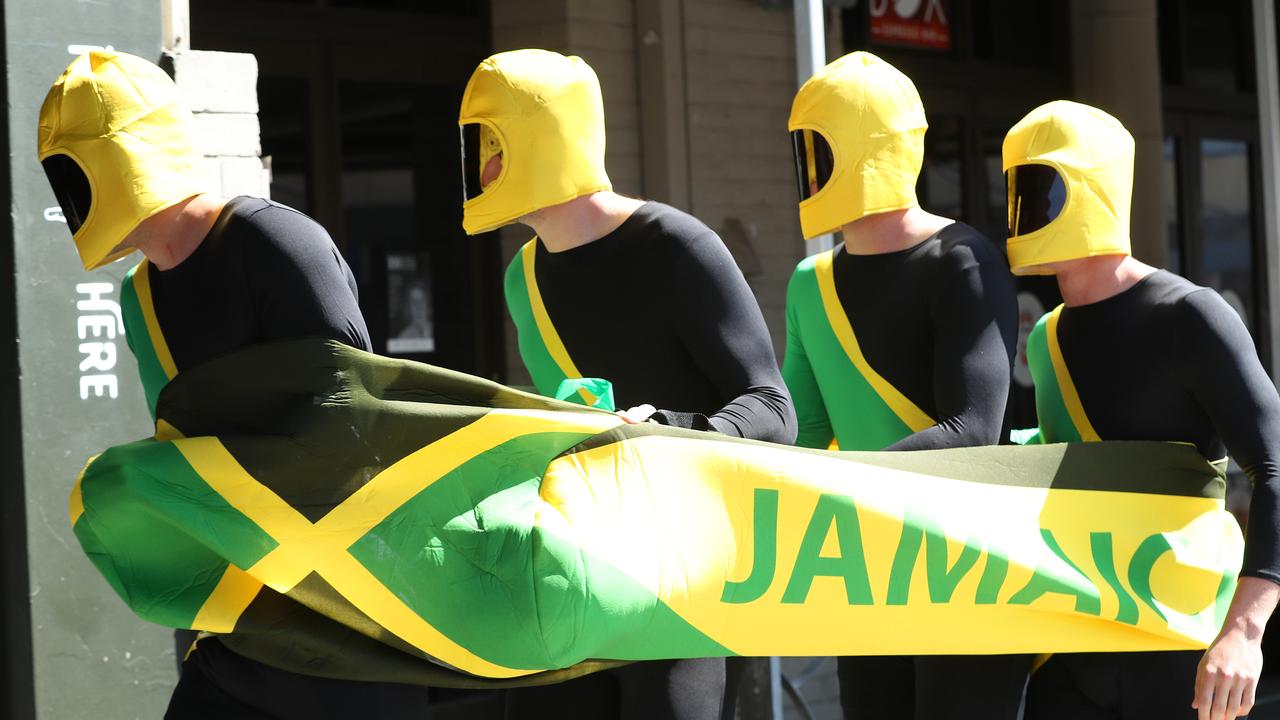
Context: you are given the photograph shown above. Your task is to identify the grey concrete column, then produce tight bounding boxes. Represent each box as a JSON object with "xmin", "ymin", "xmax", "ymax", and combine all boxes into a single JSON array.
[
  {"xmin": 635, "ymin": 0, "xmax": 691, "ymax": 210},
  {"xmin": 1069, "ymin": 0, "xmax": 1167, "ymax": 267},
  {"xmin": 1253, "ymin": 0, "xmax": 1280, "ymax": 378}
]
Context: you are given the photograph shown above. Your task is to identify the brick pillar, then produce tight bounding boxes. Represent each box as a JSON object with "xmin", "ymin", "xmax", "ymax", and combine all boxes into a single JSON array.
[
  {"xmin": 1069, "ymin": 0, "xmax": 1166, "ymax": 267},
  {"xmin": 170, "ymin": 50, "xmax": 270, "ymax": 200}
]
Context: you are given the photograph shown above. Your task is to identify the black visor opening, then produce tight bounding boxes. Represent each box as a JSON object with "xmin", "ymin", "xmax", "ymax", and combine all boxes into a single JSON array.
[
  {"xmin": 791, "ymin": 130, "xmax": 835, "ymax": 202},
  {"xmin": 1006, "ymin": 164, "xmax": 1068, "ymax": 238},
  {"xmin": 42, "ymin": 153, "xmax": 92, "ymax": 235},
  {"xmin": 460, "ymin": 124, "xmax": 483, "ymax": 202}
]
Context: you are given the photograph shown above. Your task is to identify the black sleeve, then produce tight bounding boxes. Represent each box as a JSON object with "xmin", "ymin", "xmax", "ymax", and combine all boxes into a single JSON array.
[
  {"xmin": 244, "ymin": 206, "xmax": 372, "ymax": 352},
  {"xmin": 1181, "ymin": 289, "xmax": 1280, "ymax": 584},
  {"xmin": 884, "ymin": 248, "xmax": 1017, "ymax": 451},
  {"xmin": 648, "ymin": 232, "xmax": 797, "ymax": 444}
]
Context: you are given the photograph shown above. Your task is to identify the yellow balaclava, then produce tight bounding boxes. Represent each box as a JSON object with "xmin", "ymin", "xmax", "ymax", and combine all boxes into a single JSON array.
[
  {"xmin": 38, "ymin": 50, "xmax": 206, "ymax": 271},
  {"xmin": 1003, "ymin": 101, "xmax": 1134, "ymax": 275},
  {"xmin": 788, "ymin": 51, "xmax": 927, "ymax": 240},
  {"xmin": 458, "ymin": 49, "xmax": 612, "ymax": 235}
]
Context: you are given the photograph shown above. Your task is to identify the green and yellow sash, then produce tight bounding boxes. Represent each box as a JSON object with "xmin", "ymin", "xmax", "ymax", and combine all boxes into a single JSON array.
[
  {"xmin": 789, "ymin": 251, "xmax": 935, "ymax": 450},
  {"xmin": 1026, "ymin": 304, "xmax": 1101, "ymax": 444},
  {"xmin": 72, "ymin": 340, "xmax": 1243, "ymax": 685},
  {"xmin": 504, "ymin": 240, "xmax": 610, "ymax": 409},
  {"xmin": 119, "ymin": 259, "xmax": 177, "ymax": 420}
]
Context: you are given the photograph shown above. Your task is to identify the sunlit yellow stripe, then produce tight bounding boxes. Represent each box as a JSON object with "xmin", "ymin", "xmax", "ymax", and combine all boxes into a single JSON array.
[
  {"xmin": 190, "ymin": 565, "xmax": 263, "ymax": 633},
  {"xmin": 175, "ymin": 409, "xmax": 622, "ymax": 677},
  {"xmin": 155, "ymin": 419, "xmax": 185, "ymax": 441},
  {"xmin": 319, "ymin": 553, "xmax": 537, "ymax": 678},
  {"xmin": 1045, "ymin": 305, "xmax": 1101, "ymax": 442},
  {"xmin": 813, "ymin": 250, "xmax": 934, "ymax": 432},
  {"xmin": 131, "ymin": 259, "xmax": 178, "ymax": 380},
  {"xmin": 521, "ymin": 241, "xmax": 596, "ymax": 406},
  {"xmin": 175, "ymin": 437, "xmax": 316, "ymax": 591},
  {"xmin": 69, "ymin": 454, "xmax": 97, "ymax": 527},
  {"xmin": 313, "ymin": 409, "xmax": 620, "ymax": 550}
]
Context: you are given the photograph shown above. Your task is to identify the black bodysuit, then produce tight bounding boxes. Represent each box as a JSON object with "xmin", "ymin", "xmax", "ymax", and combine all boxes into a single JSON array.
[
  {"xmin": 155, "ymin": 199, "xmax": 436, "ymax": 719},
  {"xmin": 1055, "ymin": 270, "xmax": 1280, "ymax": 582},
  {"xmin": 781, "ymin": 224, "xmax": 1027, "ymax": 720},
  {"xmin": 147, "ymin": 196, "xmax": 370, "ymax": 368},
  {"xmin": 530, "ymin": 201, "xmax": 796, "ymax": 443},
  {"xmin": 504, "ymin": 201, "xmax": 795, "ymax": 720},
  {"xmin": 830, "ymin": 223, "xmax": 1018, "ymax": 450},
  {"xmin": 1027, "ymin": 270, "xmax": 1280, "ymax": 720}
]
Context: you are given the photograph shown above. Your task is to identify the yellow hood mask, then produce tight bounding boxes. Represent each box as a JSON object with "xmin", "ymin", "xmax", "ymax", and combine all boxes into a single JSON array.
[
  {"xmin": 788, "ymin": 52, "xmax": 927, "ymax": 240},
  {"xmin": 458, "ymin": 49, "xmax": 612, "ymax": 235},
  {"xmin": 1003, "ymin": 101, "xmax": 1134, "ymax": 275},
  {"xmin": 38, "ymin": 50, "xmax": 207, "ymax": 271}
]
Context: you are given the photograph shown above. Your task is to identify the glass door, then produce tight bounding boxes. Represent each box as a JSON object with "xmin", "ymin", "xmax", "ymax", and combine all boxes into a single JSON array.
[{"xmin": 1164, "ymin": 114, "xmax": 1267, "ymax": 361}]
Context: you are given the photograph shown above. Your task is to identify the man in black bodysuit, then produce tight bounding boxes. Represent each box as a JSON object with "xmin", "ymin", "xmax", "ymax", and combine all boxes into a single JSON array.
[
  {"xmin": 39, "ymin": 51, "xmax": 436, "ymax": 720},
  {"xmin": 1005, "ymin": 100, "xmax": 1280, "ymax": 720},
  {"xmin": 782, "ymin": 51, "xmax": 1025, "ymax": 719},
  {"xmin": 458, "ymin": 48, "xmax": 796, "ymax": 720}
]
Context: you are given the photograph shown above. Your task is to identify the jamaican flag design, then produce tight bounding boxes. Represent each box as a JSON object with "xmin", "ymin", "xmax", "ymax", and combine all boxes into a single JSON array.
[
  {"xmin": 784, "ymin": 249, "xmax": 933, "ymax": 450},
  {"xmin": 72, "ymin": 339, "xmax": 1243, "ymax": 686}
]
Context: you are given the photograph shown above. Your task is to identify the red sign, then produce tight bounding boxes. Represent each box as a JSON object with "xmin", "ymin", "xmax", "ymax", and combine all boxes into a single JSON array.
[{"xmin": 870, "ymin": 0, "xmax": 952, "ymax": 52}]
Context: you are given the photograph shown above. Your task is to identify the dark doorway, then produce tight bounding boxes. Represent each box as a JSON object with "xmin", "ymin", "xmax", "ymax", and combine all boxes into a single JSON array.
[{"xmin": 191, "ymin": 0, "xmax": 505, "ymax": 379}]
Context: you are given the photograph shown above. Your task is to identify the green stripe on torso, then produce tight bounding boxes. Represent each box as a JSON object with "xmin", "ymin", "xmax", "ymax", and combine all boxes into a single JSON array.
[
  {"xmin": 786, "ymin": 255, "xmax": 915, "ymax": 451},
  {"xmin": 504, "ymin": 247, "xmax": 571, "ymax": 398},
  {"xmin": 120, "ymin": 262, "xmax": 170, "ymax": 420},
  {"xmin": 1026, "ymin": 311, "xmax": 1084, "ymax": 444}
]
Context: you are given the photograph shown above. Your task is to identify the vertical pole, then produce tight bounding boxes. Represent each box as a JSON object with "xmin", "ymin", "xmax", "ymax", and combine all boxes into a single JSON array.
[
  {"xmin": 162, "ymin": 0, "xmax": 190, "ymax": 53},
  {"xmin": 769, "ymin": 656, "xmax": 785, "ymax": 720},
  {"xmin": 795, "ymin": 0, "xmax": 832, "ymax": 256},
  {"xmin": 1253, "ymin": 0, "xmax": 1280, "ymax": 378}
]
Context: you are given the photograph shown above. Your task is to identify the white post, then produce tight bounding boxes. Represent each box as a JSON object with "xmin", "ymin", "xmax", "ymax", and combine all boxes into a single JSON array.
[
  {"xmin": 162, "ymin": 0, "xmax": 191, "ymax": 53},
  {"xmin": 795, "ymin": 0, "xmax": 833, "ymax": 256},
  {"xmin": 1253, "ymin": 0, "xmax": 1280, "ymax": 379},
  {"xmin": 794, "ymin": 0, "xmax": 825, "ymax": 87}
]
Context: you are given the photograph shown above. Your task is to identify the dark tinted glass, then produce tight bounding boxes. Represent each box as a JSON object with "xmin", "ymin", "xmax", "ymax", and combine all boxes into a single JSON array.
[
  {"xmin": 1006, "ymin": 163, "xmax": 1067, "ymax": 237},
  {"xmin": 791, "ymin": 129, "xmax": 835, "ymax": 202},
  {"xmin": 460, "ymin": 124, "xmax": 483, "ymax": 201},
  {"xmin": 41, "ymin": 153, "xmax": 92, "ymax": 235}
]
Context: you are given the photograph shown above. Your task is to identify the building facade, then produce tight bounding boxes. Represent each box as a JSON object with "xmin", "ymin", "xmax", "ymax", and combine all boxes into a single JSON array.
[{"xmin": 2, "ymin": 1, "xmax": 1279, "ymax": 717}]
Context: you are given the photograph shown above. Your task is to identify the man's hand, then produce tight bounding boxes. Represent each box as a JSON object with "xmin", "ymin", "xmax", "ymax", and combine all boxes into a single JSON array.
[
  {"xmin": 1195, "ymin": 621, "xmax": 1262, "ymax": 719},
  {"xmin": 1193, "ymin": 576, "xmax": 1278, "ymax": 719},
  {"xmin": 617, "ymin": 404, "xmax": 656, "ymax": 424}
]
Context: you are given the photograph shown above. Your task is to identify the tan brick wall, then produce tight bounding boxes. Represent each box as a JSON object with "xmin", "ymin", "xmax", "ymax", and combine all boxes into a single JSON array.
[
  {"xmin": 567, "ymin": 0, "xmax": 644, "ymax": 197},
  {"xmin": 490, "ymin": 0, "xmax": 571, "ymax": 386},
  {"xmin": 488, "ymin": 0, "xmax": 833, "ymax": 378},
  {"xmin": 683, "ymin": 0, "xmax": 805, "ymax": 355}
]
